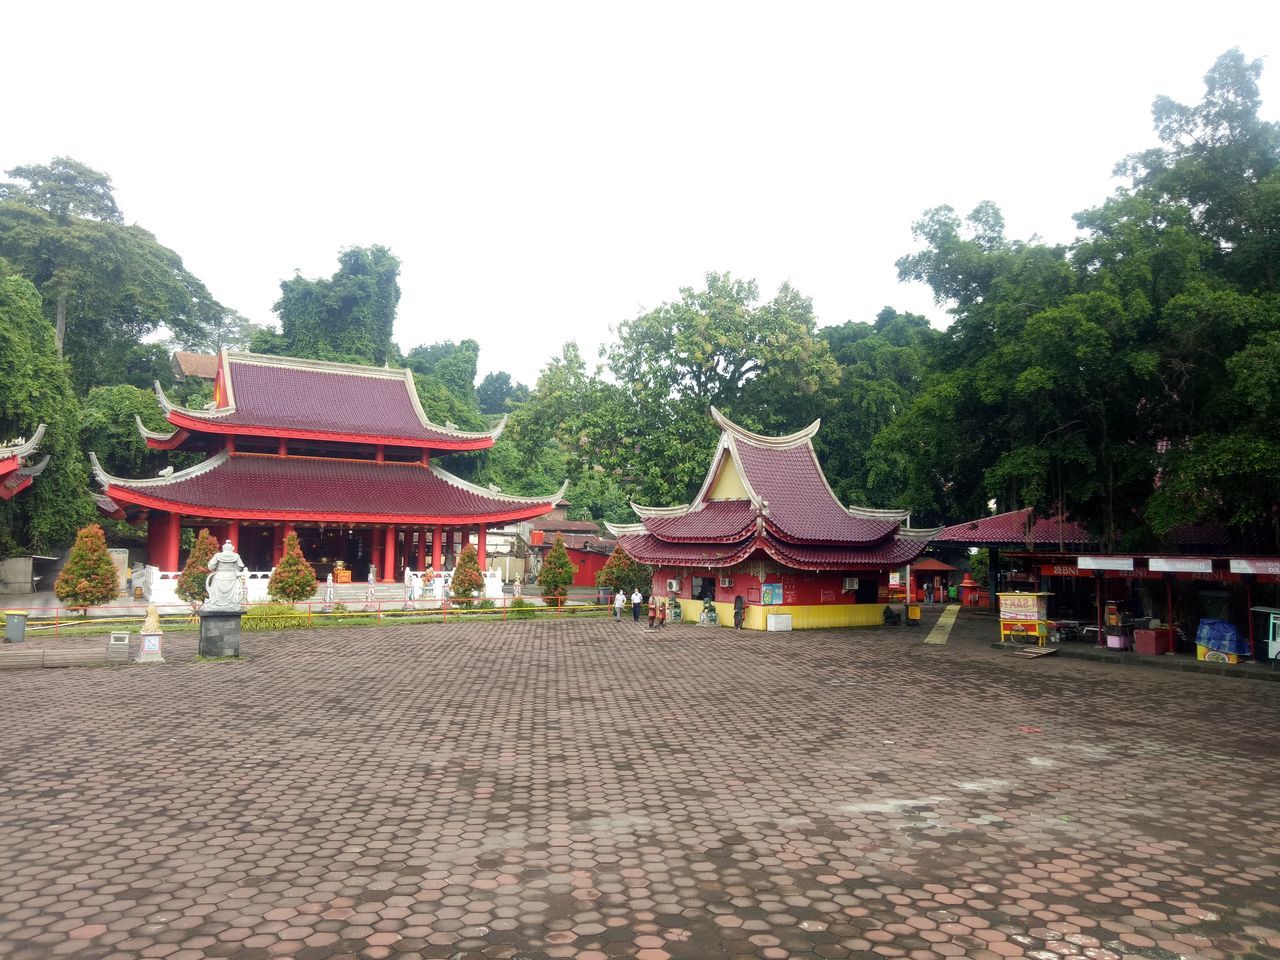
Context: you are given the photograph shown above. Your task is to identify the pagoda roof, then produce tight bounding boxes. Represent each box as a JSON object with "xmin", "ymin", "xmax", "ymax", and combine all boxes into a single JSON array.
[
  {"xmin": 934, "ymin": 507, "xmax": 1093, "ymax": 549},
  {"xmin": 617, "ymin": 408, "xmax": 915, "ymax": 547},
  {"xmin": 172, "ymin": 351, "xmax": 219, "ymax": 380},
  {"xmin": 617, "ymin": 530, "xmax": 926, "ymax": 571},
  {"xmin": 89, "ymin": 451, "xmax": 566, "ymax": 525},
  {"xmin": 155, "ymin": 351, "xmax": 506, "ymax": 449}
]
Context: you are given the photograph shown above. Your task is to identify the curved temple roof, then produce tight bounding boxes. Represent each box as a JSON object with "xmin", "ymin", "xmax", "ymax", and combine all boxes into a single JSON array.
[
  {"xmin": 0, "ymin": 424, "xmax": 48, "ymax": 499},
  {"xmin": 90, "ymin": 451, "xmax": 566, "ymax": 525},
  {"xmin": 155, "ymin": 351, "xmax": 507, "ymax": 449}
]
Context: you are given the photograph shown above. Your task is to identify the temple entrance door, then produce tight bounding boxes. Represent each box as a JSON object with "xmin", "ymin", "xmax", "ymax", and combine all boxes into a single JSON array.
[
  {"xmin": 240, "ymin": 526, "xmax": 275, "ymax": 571},
  {"xmin": 298, "ymin": 527, "xmax": 370, "ymax": 582}
]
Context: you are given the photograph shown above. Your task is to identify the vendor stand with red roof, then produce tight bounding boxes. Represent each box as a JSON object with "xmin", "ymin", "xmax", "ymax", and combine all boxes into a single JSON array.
[
  {"xmin": 608, "ymin": 409, "xmax": 935, "ymax": 630},
  {"xmin": 91, "ymin": 351, "xmax": 565, "ymax": 588}
]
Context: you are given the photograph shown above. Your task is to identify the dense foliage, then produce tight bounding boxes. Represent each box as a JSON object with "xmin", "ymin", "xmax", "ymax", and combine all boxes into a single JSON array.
[
  {"xmin": 53, "ymin": 523, "xmax": 118, "ymax": 609},
  {"xmin": 0, "ymin": 276, "xmax": 94, "ymax": 555},
  {"xmin": 268, "ymin": 532, "xmax": 318, "ymax": 602},
  {"xmin": 176, "ymin": 528, "xmax": 219, "ymax": 604},
  {"xmin": 255, "ymin": 246, "xmax": 401, "ymax": 366}
]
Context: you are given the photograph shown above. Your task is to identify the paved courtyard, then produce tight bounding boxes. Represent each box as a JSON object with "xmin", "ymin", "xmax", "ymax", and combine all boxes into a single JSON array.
[{"xmin": 1, "ymin": 613, "xmax": 1278, "ymax": 960}]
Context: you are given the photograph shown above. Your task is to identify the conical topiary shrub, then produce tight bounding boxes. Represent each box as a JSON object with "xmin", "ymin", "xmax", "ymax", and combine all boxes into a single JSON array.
[
  {"xmin": 450, "ymin": 543, "xmax": 485, "ymax": 608},
  {"xmin": 268, "ymin": 531, "xmax": 318, "ymax": 602},
  {"xmin": 595, "ymin": 544, "xmax": 651, "ymax": 596},
  {"xmin": 176, "ymin": 528, "xmax": 219, "ymax": 605},
  {"xmin": 54, "ymin": 523, "xmax": 119, "ymax": 611},
  {"xmin": 538, "ymin": 533, "xmax": 577, "ymax": 605}
]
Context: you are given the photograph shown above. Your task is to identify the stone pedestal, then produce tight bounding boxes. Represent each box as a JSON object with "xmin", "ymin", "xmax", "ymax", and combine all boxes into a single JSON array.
[
  {"xmin": 137, "ymin": 632, "xmax": 165, "ymax": 663},
  {"xmin": 197, "ymin": 609, "xmax": 243, "ymax": 658}
]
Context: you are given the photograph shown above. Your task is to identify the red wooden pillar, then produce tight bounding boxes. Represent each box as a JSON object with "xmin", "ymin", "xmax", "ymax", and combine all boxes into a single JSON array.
[
  {"xmin": 277, "ymin": 437, "xmax": 288, "ymax": 457},
  {"xmin": 228, "ymin": 519, "xmax": 240, "ymax": 548},
  {"xmin": 477, "ymin": 526, "xmax": 487, "ymax": 569},
  {"xmin": 165, "ymin": 512, "xmax": 182, "ymax": 571},
  {"xmin": 432, "ymin": 524, "xmax": 442, "ymax": 570},
  {"xmin": 147, "ymin": 510, "xmax": 164, "ymax": 567},
  {"xmin": 382, "ymin": 524, "xmax": 396, "ymax": 582},
  {"xmin": 370, "ymin": 527, "xmax": 382, "ymax": 580},
  {"xmin": 282, "ymin": 521, "xmax": 295, "ymax": 550},
  {"xmin": 417, "ymin": 526, "xmax": 427, "ymax": 571}
]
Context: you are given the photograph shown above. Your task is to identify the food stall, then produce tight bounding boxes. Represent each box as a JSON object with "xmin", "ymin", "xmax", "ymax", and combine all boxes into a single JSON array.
[{"xmin": 998, "ymin": 592, "xmax": 1053, "ymax": 645}]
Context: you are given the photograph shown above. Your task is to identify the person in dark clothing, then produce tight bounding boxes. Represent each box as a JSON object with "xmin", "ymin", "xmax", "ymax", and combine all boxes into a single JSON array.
[{"xmin": 733, "ymin": 595, "xmax": 745, "ymax": 629}]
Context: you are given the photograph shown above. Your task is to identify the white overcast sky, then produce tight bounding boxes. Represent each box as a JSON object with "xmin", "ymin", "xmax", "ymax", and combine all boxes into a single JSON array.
[{"xmin": 3, "ymin": 1, "xmax": 1278, "ymax": 386}]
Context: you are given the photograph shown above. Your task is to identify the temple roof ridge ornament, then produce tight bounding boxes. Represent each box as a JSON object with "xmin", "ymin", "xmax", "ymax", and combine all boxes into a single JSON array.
[
  {"xmin": 0, "ymin": 423, "xmax": 47, "ymax": 460},
  {"xmin": 603, "ymin": 520, "xmax": 647, "ymax": 536},
  {"xmin": 630, "ymin": 501, "xmax": 697, "ymax": 518},
  {"xmin": 709, "ymin": 407, "xmax": 820, "ymax": 449}
]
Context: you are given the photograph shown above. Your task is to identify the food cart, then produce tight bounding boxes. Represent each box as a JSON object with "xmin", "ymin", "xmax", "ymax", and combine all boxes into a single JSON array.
[{"xmin": 998, "ymin": 591, "xmax": 1053, "ymax": 645}]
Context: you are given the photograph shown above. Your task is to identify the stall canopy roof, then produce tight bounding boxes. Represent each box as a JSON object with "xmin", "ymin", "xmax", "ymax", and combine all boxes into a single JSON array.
[{"xmin": 934, "ymin": 507, "xmax": 1093, "ymax": 549}]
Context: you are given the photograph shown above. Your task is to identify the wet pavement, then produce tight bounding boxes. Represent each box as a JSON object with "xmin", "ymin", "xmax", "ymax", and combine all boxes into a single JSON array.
[{"xmin": 1, "ymin": 611, "xmax": 1278, "ymax": 960}]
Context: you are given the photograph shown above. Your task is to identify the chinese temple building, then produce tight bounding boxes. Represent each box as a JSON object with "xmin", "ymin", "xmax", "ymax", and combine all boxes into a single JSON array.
[
  {"xmin": 608, "ymin": 409, "xmax": 933, "ymax": 629},
  {"xmin": 90, "ymin": 352, "xmax": 566, "ymax": 582},
  {"xmin": 0, "ymin": 424, "xmax": 48, "ymax": 500}
]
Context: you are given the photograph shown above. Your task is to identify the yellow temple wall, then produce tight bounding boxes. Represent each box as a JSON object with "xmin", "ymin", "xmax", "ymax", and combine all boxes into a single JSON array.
[{"xmin": 672, "ymin": 600, "xmax": 883, "ymax": 630}]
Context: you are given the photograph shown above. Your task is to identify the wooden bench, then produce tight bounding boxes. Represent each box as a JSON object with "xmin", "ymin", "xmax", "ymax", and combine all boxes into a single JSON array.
[{"xmin": 0, "ymin": 650, "xmax": 45, "ymax": 670}]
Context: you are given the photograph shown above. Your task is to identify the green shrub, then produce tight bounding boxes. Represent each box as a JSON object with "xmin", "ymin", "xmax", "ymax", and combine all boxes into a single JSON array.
[
  {"xmin": 244, "ymin": 602, "xmax": 307, "ymax": 631},
  {"xmin": 476, "ymin": 598, "xmax": 496, "ymax": 610},
  {"xmin": 510, "ymin": 598, "xmax": 536, "ymax": 620}
]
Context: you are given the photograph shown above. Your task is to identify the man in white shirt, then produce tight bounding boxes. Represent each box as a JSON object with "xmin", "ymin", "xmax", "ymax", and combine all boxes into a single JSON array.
[
  {"xmin": 613, "ymin": 589, "xmax": 626, "ymax": 621},
  {"xmin": 630, "ymin": 588, "xmax": 643, "ymax": 622}
]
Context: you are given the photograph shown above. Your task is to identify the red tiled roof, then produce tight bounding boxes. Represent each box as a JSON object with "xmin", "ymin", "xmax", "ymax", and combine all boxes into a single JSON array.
[
  {"xmin": 618, "ymin": 531, "xmax": 924, "ymax": 570},
  {"xmin": 91, "ymin": 452, "xmax": 563, "ymax": 524},
  {"xmin": 762, "ymin": 533, "xmax": 926, "ymax": 570},
  {"xmin": 643, "ymin": 501, "xmax": 758, "ymax": 543},
  {"xmin": 935, "ymin": 508, "xmax": 1093, "ymax": 548},
  {"xmin": 1165, "ymin": 522, "xmax": 1230, "ymax": 547},
  {"xmin": 616, "ymin": 534, "xmax": 760, "ymax": 568},
  {"xmin": 172, "ymin": 351, "xmax": 219, "ymax": 379},
  {"xmin": 732, "ymin": 440, "xmax": 901, "ymax": 544},
  {"xmin": 160, "ymin": 353, "xmax": 502, "ymax": 448},
  {"xmin": 910, "ymin": 557, "xmax": 958, "ymax": 571}
]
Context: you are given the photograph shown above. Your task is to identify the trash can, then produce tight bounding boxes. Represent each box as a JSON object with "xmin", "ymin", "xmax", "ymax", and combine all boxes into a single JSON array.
[{"xmin": 4, "ymin": 610, "xmax": 28, "ymax": 644}]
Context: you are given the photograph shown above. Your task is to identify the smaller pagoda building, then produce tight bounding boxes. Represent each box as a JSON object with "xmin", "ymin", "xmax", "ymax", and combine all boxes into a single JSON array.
[
  {"xmin": 608, "ymin": 409, "xmax": 933, "ymax": 629},
  {"xmin": 0, "ymin": 424, "xmax": 48, "ymax": 500},
  {"xmin": 91, "ymin": 352, "xmax": 566, "ymax": 582}
]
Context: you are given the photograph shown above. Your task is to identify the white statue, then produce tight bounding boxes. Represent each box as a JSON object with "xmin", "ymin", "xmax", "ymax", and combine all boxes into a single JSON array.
[{"xmin": 205, "ymin": 540, "xmax": 246, "ymax": 610}]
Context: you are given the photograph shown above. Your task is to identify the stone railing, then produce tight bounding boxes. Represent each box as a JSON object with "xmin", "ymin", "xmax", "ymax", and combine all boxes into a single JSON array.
[{"xmin": 146, "ymin": 566, "xmax": 273, "ymax": 604}]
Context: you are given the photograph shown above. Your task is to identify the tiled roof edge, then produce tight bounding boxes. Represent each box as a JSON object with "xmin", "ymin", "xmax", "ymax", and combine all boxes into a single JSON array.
[
  {"xmin": 428, "ymin": 463, "xmax": 569, "ymax": 506},
  {"xmin": 135, "ymin": 414, "xmax": 178, "ymax": 442},
  {"xmin": 0, "ymin": 423, "xmax": 46, "ymax": 460},
  {"xmin": 90, "ymin": 450, "xmax": 230, "ymax": 489}
]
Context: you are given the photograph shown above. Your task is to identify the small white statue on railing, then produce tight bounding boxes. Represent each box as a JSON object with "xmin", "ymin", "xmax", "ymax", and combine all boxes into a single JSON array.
[{"xmin": 205, "ymin": 540, "xmax": 246, "ymax": 611}]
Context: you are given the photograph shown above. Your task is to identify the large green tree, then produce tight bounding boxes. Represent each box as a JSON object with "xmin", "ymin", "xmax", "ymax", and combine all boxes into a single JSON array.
[
  {"xmin": 0, "ymin": 275, "xmax": 94, "ymax": 556},
  {"xmin": 0, "ymin": 158, "xmax": 234, "ymax": 392},
  {"xmin": 259, "ymin": 245, "xmax": 401, "ymax": 366}
]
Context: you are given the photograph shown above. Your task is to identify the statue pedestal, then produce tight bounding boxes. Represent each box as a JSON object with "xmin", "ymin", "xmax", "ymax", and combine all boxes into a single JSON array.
[
  {"xmin": 198, "ymin": 608, "xmax": 243, "ymax": 658},
  {"xmin": 136, "ymin": 632, "xmax": 164, "ymax": 663}
]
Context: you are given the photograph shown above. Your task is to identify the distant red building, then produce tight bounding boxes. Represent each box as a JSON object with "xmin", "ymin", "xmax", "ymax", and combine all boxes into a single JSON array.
[
  {"xmin": 610, "ymin": 409, "xmax": 932, "ymax": 629},
  {"xmin": 529, "ymin": 507, "xmax": 616, "ymax": 588},
  {"xmin": 91, "ymin": 351, "xmax": 564, "ymax": 581}
]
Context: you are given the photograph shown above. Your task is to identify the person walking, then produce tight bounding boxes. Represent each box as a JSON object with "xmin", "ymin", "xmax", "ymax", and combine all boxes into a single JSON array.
[
  {"xmin": 631, "ymin": 588, "xmax": 643, "ymax": 622},
  {"xmin": 924, "ymin": 581, "xmax": 934, "ymax": 605},
  {"xmin": 613, "ymin": 588, "xmax": 625, "ymax": 622}
]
